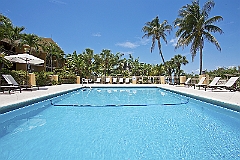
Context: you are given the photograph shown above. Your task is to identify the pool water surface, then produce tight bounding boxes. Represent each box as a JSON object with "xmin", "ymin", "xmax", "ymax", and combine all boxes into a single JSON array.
[{"xmin": 0, "ymin": 87, "xmax": 240, "ymax": 159}]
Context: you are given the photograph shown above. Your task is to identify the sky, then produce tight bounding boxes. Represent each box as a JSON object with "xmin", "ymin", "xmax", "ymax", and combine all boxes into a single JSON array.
[{"xmin": 1, "ymin": 0, "xmax": 240, "ymax": 74}]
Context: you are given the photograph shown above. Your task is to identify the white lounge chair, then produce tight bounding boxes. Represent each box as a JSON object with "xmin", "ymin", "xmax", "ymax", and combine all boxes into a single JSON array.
[
  {"xmin": 119, "ymin": 78, "xmax": 124, "ymax": 84},
  {"xmin": 105, "ymin": 77, "xmax": 110, "ymax": 84},
  {"xmin": 184, "ymin": 77, "xmax": 194, "ymax": 87},
  {"xmin": 112, "ymin": 78, "xmax": 117, "ymax": 84},
  {"xmin": 95, "ymin": 78, "xmax": 101, "ymax": 83},
  {"xmin": 194, "ymin": 77, "xmax": 206, "ymax": 90},
  {"xmin": 208, "ymin": 77, "xmax": 239, "ymax": 91},
  {"xmin": 125, "ymin": 78, "xmax": 130, "ymax": 84},
  {"xmin": 201, "ymin": 77, "xmax": 221, "ymax": 91}
]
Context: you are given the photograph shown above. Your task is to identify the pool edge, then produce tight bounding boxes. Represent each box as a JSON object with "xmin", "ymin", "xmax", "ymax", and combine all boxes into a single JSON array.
[
  {"xmin": 158, "ymin": 86, "xmax": 240, "ymax": 112},
  {"xmin": 0, "ymin": 87, "xmax": 82, "ymax": 114}
]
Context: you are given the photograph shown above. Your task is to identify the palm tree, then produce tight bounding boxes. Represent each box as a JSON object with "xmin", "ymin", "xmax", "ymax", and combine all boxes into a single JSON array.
[
  {"xmin": 171, "ymin": 54, "xmax": 188, "ymax": 78},
  {"xmin": 21, "ymin": 33, "xmax": 41, "ymax": 55},
  {"xmin": 174, "ymin": 0, "xmax": 223, "ymax": 75},
  {"xmin": 92, "ymin": 54, "xmax": 102, "ymax": 76},
  {"xmin": 42, "ymin": 41, "xmax": 64, "ymax": 71},
  {"xmin": 111, "ymin": 52, "xmax": 124, "ymax": 76},
  {"xmin": 4, "ymin": 26, "xmax": 25, "ymax": 53},
  {"xmin": 142, "ymin": 16, "xmax": 172, "ymax": 64},
  {"xmin": 100, "ymin": 49, "xmax": 115, "ymax": 76},
  {"xmin": 164, "ymin": 60, "xmax": 175, "ymax": 83},
  {"xmin": 152, "ymin": 64, "xmax": 165, "ymax": 76},
  {"xmin": 0, "ymin": 14, "xmax": 12, "ymax": 41},
  {"xmin": 82, "ymin": 48, "xmax": 94, "ymax": 77}
]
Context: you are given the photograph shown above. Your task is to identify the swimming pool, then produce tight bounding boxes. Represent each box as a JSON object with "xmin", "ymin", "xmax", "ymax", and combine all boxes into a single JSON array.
[{"xmin": 0, "ymin": 87, "xmax": 240, "ymax": 159}]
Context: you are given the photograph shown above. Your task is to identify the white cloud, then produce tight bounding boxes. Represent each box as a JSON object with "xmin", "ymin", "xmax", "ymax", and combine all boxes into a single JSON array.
[
  {"xmin": 116, "ymin": 37, "xmax": 150, "ymax": 49},
  {"xmin": 116, "ymin": 42, "xmax": 139, "ymax": 49},
  {"xmin": 215, "ymin": 65, "xmax": 237, "ymax": 69},
  {"xmin": 228, "ymin": 65, "xmax": 237, "ymax": 69},
  {"xmin": 92, "ymin": 33, "xmax": 101, "ymax": 37},
  {"xmin": 135, "ymin": 37, "xmax": 150, "ymax": 46},
  {"xmin": 170, "ymin": 37, "xmax": 178, "ymax": 47}
]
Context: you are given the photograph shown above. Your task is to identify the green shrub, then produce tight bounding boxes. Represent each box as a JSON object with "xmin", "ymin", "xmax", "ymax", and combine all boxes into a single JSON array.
[
  {"xmin": 55, "ymin": 68, "xmax": 76, "ymax": 84},
  {"xmin": 35, "ymin": 71, "xmax": 52, "ymax": 86}
]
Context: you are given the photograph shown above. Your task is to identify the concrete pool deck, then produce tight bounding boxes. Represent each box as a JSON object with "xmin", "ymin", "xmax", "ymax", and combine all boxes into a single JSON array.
[{"xmin": 0, "ymin": 84, "xmax": 239, "ymax": 111}]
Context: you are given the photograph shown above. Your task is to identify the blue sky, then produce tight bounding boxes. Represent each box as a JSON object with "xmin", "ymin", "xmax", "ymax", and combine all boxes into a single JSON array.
[{"xmin": 1, "ymin": 0, "xmax": 240, "ymax": 73}]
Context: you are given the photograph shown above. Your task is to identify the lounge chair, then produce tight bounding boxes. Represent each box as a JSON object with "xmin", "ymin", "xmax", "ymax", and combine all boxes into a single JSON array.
[
  {"xmin": 206, "ymin": 77, "xmax": 221, "ymax": 89},
  {"xmin": 208, "ymin": 77, "xmax": 239, "ymax": 91},
  {"xmin": 105, "ymin": 77, "xmax": 110, "ymax": 84},
  {"xmin": 1, "ymin": 75, "xmax": 22, "ymax": 94},
  {"xmin": 194, "ymin": 77, "xmax": 206, "ymax": 90},
  {"xmin": 0, "ymin": 85, "xmax": 22, "ymax": 94},
  {"xmin": 3, "ymin": 74, "xmax": 33, "ymax": 89},
  {"xmin": 95, "ymin": 78, "xmax": 101, "ymax": 83},
  {"xmin": 125, "ymin": 78, "xmax": 130, "ymax": 84},
  {"xmin": 112, "ymin": 78, "xmax": 117, "ymax": 84},
  {"xmin": 119, "ymin": 78, "xmax": 124, "ymax": 84},
  {"xmin": 184, "ymin": 78, "xmax": 193, "ymax": 87}
]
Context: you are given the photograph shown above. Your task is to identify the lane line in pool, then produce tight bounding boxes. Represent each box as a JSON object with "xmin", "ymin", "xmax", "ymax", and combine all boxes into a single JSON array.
[{"xmin": 50, "ymin": 99, "xmax": 189, "ymax": 107}]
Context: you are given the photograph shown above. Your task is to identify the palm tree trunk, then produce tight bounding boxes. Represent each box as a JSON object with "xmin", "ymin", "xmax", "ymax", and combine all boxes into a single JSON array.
[
  {"xmin": 158, "ymin": 40, "xmax": 165, "ymax": 64},
  {"xmin": 199, "ymin": 38, "xmax": 203, "ymax": 75},
  {"xmin": 159, "ymin": 49, "xmax": 165, "ymax": 64}
]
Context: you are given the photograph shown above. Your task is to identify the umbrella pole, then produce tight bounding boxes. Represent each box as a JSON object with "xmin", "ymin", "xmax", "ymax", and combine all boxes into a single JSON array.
[{"xmin": 26, "ymin": 61, "xmax": 28, "ymax": 85}]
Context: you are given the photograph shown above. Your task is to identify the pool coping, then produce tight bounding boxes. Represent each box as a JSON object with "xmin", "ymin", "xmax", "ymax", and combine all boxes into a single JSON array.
[
  {"xmin": 158, "ymin": 86, "xmax": 240, "ymax": 112},
  {"xmin": 0, "ymin": 87, "xmax": 83, "ymax": 114}
]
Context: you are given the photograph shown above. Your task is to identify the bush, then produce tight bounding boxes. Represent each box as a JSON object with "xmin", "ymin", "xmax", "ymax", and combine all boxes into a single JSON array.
[
  {"xmin": 35, "ymin": 71, "xmax": 52, "ymax": 86},
  {"xmin": 55, "ymin": 68, "xmax": 76, "ymax": 84}
]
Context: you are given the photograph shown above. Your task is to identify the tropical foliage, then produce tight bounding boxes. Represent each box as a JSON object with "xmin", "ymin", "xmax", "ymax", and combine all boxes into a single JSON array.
[
  {"xmin": 142, "ymin": 16, "xmax": 172, "ymax": 64},
  {"xmin": 174, "ymin": 0, "xmax": 223, "ymax": 74},
  {"xmin": 42, "ymin": 40, "xmax": 65, "ymax": 71}
]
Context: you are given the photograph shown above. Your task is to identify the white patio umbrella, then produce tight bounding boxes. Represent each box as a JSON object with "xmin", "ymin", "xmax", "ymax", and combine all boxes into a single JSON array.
[
  {"xmin": 5, "ymin": 53, "xmax": 44, "ymax": 65},
  {"xmin": 5, "ymin": 53, "xmax": 44, "ymax": 85}
]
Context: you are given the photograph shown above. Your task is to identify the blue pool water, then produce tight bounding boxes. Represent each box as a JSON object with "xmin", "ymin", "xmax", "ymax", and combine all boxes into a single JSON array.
[{"xmin": 0, "ymin": 87, "xmax": 240, "ymax": 159}]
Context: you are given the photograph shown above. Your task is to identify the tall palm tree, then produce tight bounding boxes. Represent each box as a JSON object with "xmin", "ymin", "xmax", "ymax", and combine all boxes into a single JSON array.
[
  {"xmin": 142, "ymin": 16, "xmax": 172, "ymax": 64},
  {"xmin": 174, "ymin": 0, "xmax": 223, "ymax": 74}
]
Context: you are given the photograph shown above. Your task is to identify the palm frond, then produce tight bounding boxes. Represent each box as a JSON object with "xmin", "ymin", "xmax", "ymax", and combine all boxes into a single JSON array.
[
  {"xmin": 204, "ymin": 24, "xmax": 223, "ymax": 34},
  {"xmin": 203, "ymin": 31, "xmax": 221, "ymax": 51},
  {"xmin": 150, "ymin": 36, "xmax": 156, "ymax": 53},
  {"xmin": 205, "ymin": 15, "xmax": 223, "ymax": 25},
  {"xmin": 202, "ymin": 0, "xmax": 215, "ymax": 18}
]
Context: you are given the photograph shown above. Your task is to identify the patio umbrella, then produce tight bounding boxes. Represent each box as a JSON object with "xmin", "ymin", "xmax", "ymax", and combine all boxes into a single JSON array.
[
  {"xmin": 5, "ymin": 53, "xmax": 44, "ymax": 85},
  {"xmin": 5, "ymin": 53, "xmax": 44, "ymax": 65}
]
